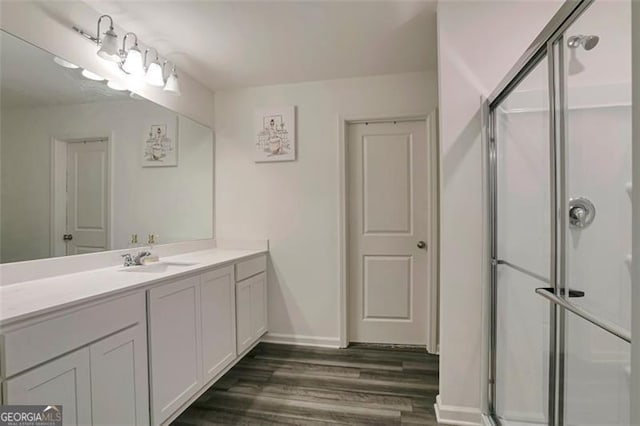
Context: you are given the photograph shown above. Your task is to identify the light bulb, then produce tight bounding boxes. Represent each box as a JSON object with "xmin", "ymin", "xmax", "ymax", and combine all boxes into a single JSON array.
[
  {"xmin": 122, "ymin": 46, "xmax": 144, "ymax": 76},
  {"xmin": 145, "ymin": 61, "xmax": 165, "ymax": 87},
  {"xmin": 163, "ymin": 71, "xmax": 181, "ymax": 95},
  {"xmin": 107, "ymin": 80, "xmax": 127, "ymax": 91},
  {"xmin": 97, "ymin": 28, "xmax": 120, "ymax": 62},
  {"xmin": 53, "ymin": 57, "xmax": 79, "ymax": 69},
  {"xmin": 81, "ymin": 69, "xmax": 105, "ymax": 81}
]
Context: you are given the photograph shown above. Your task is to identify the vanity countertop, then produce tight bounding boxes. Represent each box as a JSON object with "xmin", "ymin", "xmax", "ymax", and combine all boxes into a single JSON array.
[{"xmin": 0, "ymin": 248, "xmax": 267, "ymax": 327}]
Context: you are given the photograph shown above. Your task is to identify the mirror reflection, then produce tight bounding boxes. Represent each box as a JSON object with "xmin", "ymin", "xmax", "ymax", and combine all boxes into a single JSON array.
[{"xmin": 0, "ymin": 30, "xmax": 213, "ymax": 263}]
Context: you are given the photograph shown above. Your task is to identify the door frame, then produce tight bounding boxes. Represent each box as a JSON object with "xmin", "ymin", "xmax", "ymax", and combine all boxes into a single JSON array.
[
  {"xmin": 337, "ymin": 111, "xmax": 440, "ymax": 352},
  {"xmin": 50, "ymin": 132, "xmax": 114, "ymax": 257}
]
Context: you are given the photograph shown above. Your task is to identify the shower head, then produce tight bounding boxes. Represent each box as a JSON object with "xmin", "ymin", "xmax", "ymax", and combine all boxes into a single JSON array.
[
  {"xmin": 567, "ymin": 34, "xmax": 599, "ymax": 76},
  {"xmin": 567, "ymin": 34, "xmax": 600, "ymax": 50}
]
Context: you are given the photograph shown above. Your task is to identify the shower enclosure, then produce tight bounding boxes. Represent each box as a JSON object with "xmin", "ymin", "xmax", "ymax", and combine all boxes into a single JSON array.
[{"xmin": 485, "ymin": 1, "xmax": 631, "ymax": 425}]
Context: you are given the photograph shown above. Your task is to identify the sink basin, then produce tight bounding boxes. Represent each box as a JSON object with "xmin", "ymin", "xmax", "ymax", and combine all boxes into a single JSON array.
[{"xmin": 120, "ymin": 261, "xmax": 199, "ymax": 273}]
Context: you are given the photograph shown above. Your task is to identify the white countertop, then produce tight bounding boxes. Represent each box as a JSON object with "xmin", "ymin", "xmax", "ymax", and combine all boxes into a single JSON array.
[{"xmin": 0, "ymin": 248, "xmax": 266, "ymax": 327}]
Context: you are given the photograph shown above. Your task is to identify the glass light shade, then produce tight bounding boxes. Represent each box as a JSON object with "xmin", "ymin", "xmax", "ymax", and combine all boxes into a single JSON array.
[
  {"xmin": 145, "ymin": 61, "xmax": 165, "ymax": 87},
  {"xmin": 163, "ymin": 72, "xmax": 181, "ymax": 95},
  {"xmin": 107, "ymin": 80, "xmax": 127, "ymax": 91},
  {"xmin": 122, "ymin": 46, "xmax": 144, "ymax": 76},
  {"xmin": 53, "ymin": 57, "xmax": 79, "ymax": 69},
  {"xmin": 81, "ymin": 69, "xmax": 105, "ymax": 81},
  {"xmin": 97, "ymin": 29, "xmax": 120, "ymax": 62}
]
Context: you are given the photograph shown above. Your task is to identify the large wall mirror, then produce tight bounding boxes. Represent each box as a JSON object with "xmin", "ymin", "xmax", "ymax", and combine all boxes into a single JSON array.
[{"xmin": 0, "ymin": 30, "xmax": 213, "ymax": 264}]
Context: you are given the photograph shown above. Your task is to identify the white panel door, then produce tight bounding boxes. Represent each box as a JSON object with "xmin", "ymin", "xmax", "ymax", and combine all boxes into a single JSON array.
[
  {"xmin": 4, "ymin": 348, "xmax": 92, "ymax": 426},
  {"xmin": 148, "ymin": 276, "xmax": 202, "ymax": 425},
  {"xmin": 90, "ymin": 325, "xmax": 149, "ymax": 426},
  {"xmin": 348, "ymin": 120, "xmax": 430, "ymax": 344},
  {"xmin": 201, "ymin": 266, "xmax": 236, "ymax": 382},
  {"xmin": 66, "ymin": 140, "xmax": 109, "ymax": 255}
]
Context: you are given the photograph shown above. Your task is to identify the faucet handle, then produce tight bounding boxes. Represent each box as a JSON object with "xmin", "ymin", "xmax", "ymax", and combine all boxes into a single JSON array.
[{"xmin": 121, "ymin": 253, "xmax": 134, "ymax": 267}]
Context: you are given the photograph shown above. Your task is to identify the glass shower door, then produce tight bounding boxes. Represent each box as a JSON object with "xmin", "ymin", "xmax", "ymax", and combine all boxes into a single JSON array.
[
  {"xmin": 493, "ymin": 56, "xmax": 552, "ymax": 425},
  {"xmin": 560, "ymin": 1, "xmax": 632, "ymax": 424}
]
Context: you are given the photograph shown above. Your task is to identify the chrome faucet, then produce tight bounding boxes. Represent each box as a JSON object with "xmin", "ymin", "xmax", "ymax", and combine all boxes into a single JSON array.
[
  {"xmin": 134, "ymin": 251, "xmax": 152, "ymax": 265},
  {"xmin": 122, "ymin": 253, "xmax": 136, "ymax": 267},
  {"xmin": 121, "ymin": 251, "xmax": 152, "ymax": 267}
]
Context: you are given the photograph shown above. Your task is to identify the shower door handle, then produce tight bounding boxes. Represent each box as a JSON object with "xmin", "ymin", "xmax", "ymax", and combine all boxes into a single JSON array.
[{"xmin": 536, "ymin": 287, "xmax": 584, "ymax": 298}]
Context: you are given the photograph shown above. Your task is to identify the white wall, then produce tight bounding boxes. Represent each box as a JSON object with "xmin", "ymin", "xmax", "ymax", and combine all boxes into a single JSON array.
[
  {"xmin": 1, "ymin": 100, "xmax": 213, "ymax": 263},
  {"xmin": 0, "ymin": 1, "xmax": 214, "ymax": 128},
  {"xmin": 436, "ymin": 1, "xmax": 563, "ymax": 423},
  {"xmin": 215, "ymin": 71, "xmax": 437, "ymax": 345}
]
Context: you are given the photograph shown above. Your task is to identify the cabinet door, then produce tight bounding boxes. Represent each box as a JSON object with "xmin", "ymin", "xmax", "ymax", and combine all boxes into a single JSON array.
[
  {"xmin": 201, "ymin": 266, "xmax": 236, "ymax": 382},
  {"xmin": 251, "ymin": 272, "xmax": 268, "ymax": 338},
  {"xmin": 235, "ymin": 278, "xmax": 253, "ymax": 355},
  {"xmin": 4, "ymin": 348, "xmax": 92, "ymax": 426},
  {"xmin": 148, "ymin": 275, "xmax": 202, "ymax": 425},
  {"xmin": 90, "ymin": 324, "xmax": 149, "ymax": 425}
]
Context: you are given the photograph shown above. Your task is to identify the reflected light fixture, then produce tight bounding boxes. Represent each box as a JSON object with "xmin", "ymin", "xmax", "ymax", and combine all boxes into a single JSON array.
[
  {"xmin": 120, "ymin": 32, "xmax": 144, "ymax": 76},
  {"xmin": 144, "ymin": 48, "xmax": 165, "ymax": 87},
  {"xmin": 163, "ymin": 62, "xmax": 181, "ymax": 95},
  {"xmin": 81, "ymin": 69, "xmax": 105, "ymax": 81},
  {"xmin": 53, "ymin": 57, "xmax": 79, "ymax": 69},
  {"xmin": 96, "ymin": 15, "xmax": 120, "ymax": 62},
  {"xmin": 107, "ymin": 80, "xmax": 127, "ymax": 91}
]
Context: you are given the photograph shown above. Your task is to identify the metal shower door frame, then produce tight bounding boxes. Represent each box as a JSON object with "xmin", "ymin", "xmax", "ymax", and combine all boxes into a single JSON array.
[{"xmin": 484, "ymin": 1, "xmax": 596, "ymax": 425}]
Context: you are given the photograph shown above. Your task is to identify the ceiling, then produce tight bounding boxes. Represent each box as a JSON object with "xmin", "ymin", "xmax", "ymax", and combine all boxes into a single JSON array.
[
  {"xmin": 1, "ymin": 31, "xmax": 130, "ymax": 108},
  {"xmin": 86, "ymin": 1, "xmax": 437, "ymax": 91}
]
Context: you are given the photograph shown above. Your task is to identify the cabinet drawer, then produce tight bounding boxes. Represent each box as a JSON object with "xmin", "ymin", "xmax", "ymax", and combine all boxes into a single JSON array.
[
  {"xmin": 2, "ymin": 292, "xmax": 144, "ymax": 378},
  {"xmin": 235, "ymin": 255, "xmax": 266, "ymax": 282}
]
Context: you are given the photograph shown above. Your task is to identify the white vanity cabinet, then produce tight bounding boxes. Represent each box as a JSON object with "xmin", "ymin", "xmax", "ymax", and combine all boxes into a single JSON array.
[
  {"xmin": 200, "ymin": 267, "xmax": 236, "ymax": 382},
  {"xmin": 0, "ymin": 249, "xmax": 268, "ymax": 426},
  {"xmin": 4, "ymin": 348, "xmax": 92, "ymax": 426},
  {"xmin": 147, "ymin": 265, "xmax": 237, "ymax": 425},
  {"xmin": 235, "ymin": 256, "xmax": 268, "ymax": 355},
  {"xmin": 1, "ymin": 292, "xmax": 149, "ymax": 426}
]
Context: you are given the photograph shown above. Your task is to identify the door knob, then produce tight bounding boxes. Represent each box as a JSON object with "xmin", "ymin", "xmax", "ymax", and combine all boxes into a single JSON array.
[
  {"xmin": 63, "ymin": 234, "xmax": 73, "ymax": 241},
  {"xmin": 417, "ymin": 241, "xmax": 427, "ymax": 250}
]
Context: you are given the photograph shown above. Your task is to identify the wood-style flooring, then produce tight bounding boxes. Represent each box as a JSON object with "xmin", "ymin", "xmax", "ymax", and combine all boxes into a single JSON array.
[{"xmin": 173, "ymin": 342, "xmax": 439, "ymax": 425}]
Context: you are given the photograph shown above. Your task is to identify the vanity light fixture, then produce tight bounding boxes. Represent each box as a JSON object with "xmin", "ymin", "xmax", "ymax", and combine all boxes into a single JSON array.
[
  {"xmin": 96, "ymin": 15, "xmax": 120, "ymax": 62},
  {"xmin": 81, "ymin": 69, "xmax": 106, "ymax": 81},
  {"xmin": 144, "ymin": 48, "xmax": 165, "ymax": 87},
  {"xmin": 120, "ymin": 32, "xmax": 144, "ymax": 76},
  {"xmin": 163, "ymin": 62, "xmax": 181, "ymax": 95},
  {"xmin": 53, "ymin": 57, "xmax": 79, "ymax": 69}
]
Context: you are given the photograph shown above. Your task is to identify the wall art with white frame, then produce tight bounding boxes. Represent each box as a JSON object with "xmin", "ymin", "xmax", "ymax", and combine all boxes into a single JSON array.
[
  {"xmin": 255, "ymin": 106, "xmax": 296, "ymax": 162},
  {"xmin": 142, "ymin": 116, "xmax": 178, "ymax": 167}
]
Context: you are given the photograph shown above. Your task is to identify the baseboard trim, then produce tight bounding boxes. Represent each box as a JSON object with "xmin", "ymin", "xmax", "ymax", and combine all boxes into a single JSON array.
[
  {"xmin": 261, "ymin": 333, "xmax": 341, "ymax": 348},
  {"xmin": 435, "ymin": 395, "xmax": 482, "ymax": 426}
]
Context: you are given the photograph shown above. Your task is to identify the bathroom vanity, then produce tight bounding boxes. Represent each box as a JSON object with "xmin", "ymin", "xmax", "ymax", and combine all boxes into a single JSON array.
[{"xmin": 0, "ymin": 244, "xmax": 268, "ymax": 425}]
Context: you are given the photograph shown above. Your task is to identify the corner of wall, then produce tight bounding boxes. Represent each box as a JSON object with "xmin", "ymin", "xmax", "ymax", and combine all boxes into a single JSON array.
[{"xmin": 631, "ymin": 2, "xmax": 640, "ymax": 425}]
